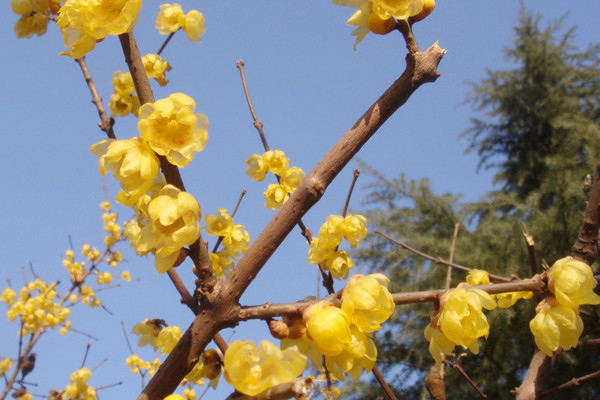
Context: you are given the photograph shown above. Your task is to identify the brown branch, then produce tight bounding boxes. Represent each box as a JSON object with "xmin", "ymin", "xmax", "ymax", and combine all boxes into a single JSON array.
[
  {"xmin": 443, "ymin": 359, "xmax": 487, "ymax": 399},
  {"xmin": 514, "ymin": 350, "xmax": 553, "ymax": 400},
  {"xmin": 75, "ymin": 57, "xmax": 115, "ymax": 139},
  {"xmin": 371, "ymin": 364, "xmax": 398, "ymax": 400},
  {"xmin": 522, "ymin": 226, "xmax": 539, "ymax": 276},
  {"xmin": 136, "ymin": 42, "xmax": 445, "ymax": 400},
  {"xmin": 376, "ymin": 230, "xmax": 511, "ymax": 282},
  {"xmin": 540, "ymin": 369, "xmax": 600, "ymax": 398},
  {"xmin": 236, "ymin": 60, "xmax": 269, "ymax": 151},
  {"xmin": 157, "ymin": 31, "xmax": 176, "ymax": 56},
  {"xmin": 571, "ymin": 162, "xmax": 600, "ymax": 264}
]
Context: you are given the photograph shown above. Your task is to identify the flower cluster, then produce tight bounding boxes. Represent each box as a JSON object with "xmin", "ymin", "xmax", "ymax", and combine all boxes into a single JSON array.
[
  {"xmin": 223, "ymin": 340, "xmax": 306, "ymax": 396},
  {"xmin": 333, "ymin": 0, "xmax": 435, "ymax": 49},
  {"xmin": 10, "ymin": 0, "xmax": 60, "ymax": 38},
  {"xmin": 424, "ymin": 283, "xmax": 497, "ymax": 364},
  {"xmin": 0, "ymin": 357, "xmax": 13, "ymax": 378},
  {"xmin": 277, "ymin": 274, "xmax": 394, "ymax": 381},
  {"xmin": 307, "ymin": 214, "xmax": 368, "ymax": 279},
  {"xmin": 155, "ymin": 3, "xmax": 206, "ymax": 42},
  {"xmin": 57, "ymin": 0, "xmax": 142, "ymax": 58},
  {"xmin": 245, "ymin": 150, "xmax": 305, "ymax": 210},
  {"xmin": 64, "ymin": 368, "xmax": 96, "ymax": 400},
  {"xmin": 92, "ymin": 92, "xmax": 209, "ymax": 273},
  {"xmin": 1, "ymin": 279, "xmax": 71, "ymax": 335},
  {"xmin": 529, "ymin": 257, "xmax": 600, "ymax": 356},
  {"xmin": 109, "ymin": 54, "xmax": 172, "ymax": 118},
  {"xmin": 204, "ymin": 208, "xmax": 251, "ymax": 277}
]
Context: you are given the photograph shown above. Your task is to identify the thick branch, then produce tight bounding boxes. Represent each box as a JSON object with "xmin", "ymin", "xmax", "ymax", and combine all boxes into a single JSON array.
[
  {"xmin": 136, "ymin": 42, "xmax": 445, "ymax": 400},
  {"xmin": 571, "ymin": 162, "xmax": 600, "ymax": 264}
]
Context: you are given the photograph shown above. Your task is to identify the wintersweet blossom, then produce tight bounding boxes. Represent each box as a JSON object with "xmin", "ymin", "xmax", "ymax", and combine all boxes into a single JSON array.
[
  {"xmin": 224, "ymin": 340, "xmax": 307, "ymax": 397},
  {"xmin": 204, "ymin": 208, "xmax": 234, "ymax": 237},
  {"xmin": 307, "ymin": 236, "xmax": 337, "ymax": 265},
  {"xmin": 324, "ymin": 250, "xmax": 355, "ymax": 280},
  {"xmin": 341, "ymin": 273, "xmax": 395, "ymax": 333},
  {"xmin": 183, "ymin": 10, "xmax": 206, "ymax": 42},
  {"xmin": 135, "ymin": 185, "xmax": 201, "ymax": 273},
  {"xmin": 209, "ymin": 251, "xmax": 234, "ymax": 278},
  {"xmin": 280, "ymin": 166, "xmax": 305, "ymax": 193},
  {"xmin": 64, "ymin": 368, "xmax": 96, "ymax": 400},
  {"xmin": 109, "ymin": 92, "xmax": 141, "ymax": 117},
  {"xmin": 57, "ymin": 0, "xmax": 142, "ymax": 58},
  {"xmin": 245, "ymin": 154, "xmax": 269, "ymax": 181},
  {"xmin": 529, "ymin": 297, "xmax": 583, "ymax": 356},
  {"xmin": 263, "ymin": 184, "xmax": 289, "ymax": 209},
  {"xmin": 138, "ymin": 92, "xmax": 209, "ymax": 168},
  {"xmin": 11, "ymin": 0, "xmax": 50, "ymax": 38},
  {"xmin": 0, "ymin": 357, "xmax": 12, "ymax": 377},
  {"xmin": 155, "ymin": 325, "xmax": 182, "ymax": 354},
  {"xmin": 465, "ymin": 269, "xmax": 490, "ymax": 286},
  {"xmin": 90, "ymin": 138, "xmax": 160, "ymax": 206},
  {"xmin": 142, "ymin": 53, "xmax": 172, "ymax": 86},
  {"xmin": 318, "ymin": 215, "xmax": 346, "ymax": 248},
  {"xmin": 548, "ymin": 257, "xmax": 600, "ymax": 309},
  {"xmin": 343, "ymin": 214, "xmax": 368, "ymax": 247},
  {"xmin": 424, "ymin": 284, "xmax": 497, "ymax": 363},
  {"xmin": 304, "ymin": 302, "xmax": 352, "ymax": 356},
  {"xmin": 155, "ymin": 3, "xmax": 185, "ymax": 34},
  {"xmin": 325, "ymin": 325, "xmax": 378, "ymax": 381},
  {"xmin": 496, "ymin": 288, "xmax": 533, "ymax": 308},
  {"xmin": 263, "ymin": 150, "xmax": 290, "ymax": 176},
  {"xmin": 223, "ymin": 226, "xmax": 251, "ymax": 260}
]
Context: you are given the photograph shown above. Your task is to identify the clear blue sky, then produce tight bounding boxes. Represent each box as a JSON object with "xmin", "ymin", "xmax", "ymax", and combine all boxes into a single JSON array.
[{"xmin": 1, "ymin": 1, "xmax": 599, "ymax": 398}]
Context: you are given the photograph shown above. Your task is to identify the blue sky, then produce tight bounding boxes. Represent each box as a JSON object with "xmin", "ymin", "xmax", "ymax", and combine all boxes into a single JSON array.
[{"xmin": 2, "ymin": 1, "xmax": 600, "ymax": 398}]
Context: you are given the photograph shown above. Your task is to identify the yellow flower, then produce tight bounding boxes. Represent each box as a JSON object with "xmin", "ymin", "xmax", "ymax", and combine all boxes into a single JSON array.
[
  {"xmin": 96, "ymin": 272, "xmax": 112, "ymax": 285},
  {"xmin": 57, "ymin": 0, "xmax": 142, "ymax": 58},
  {"xmin": 1, "ymin": 288, "xmax": 16, "ymax": 306},
  {"xmin": 136, "ymin": 185, "xmax": 201, "ymax": 273},
  {"xmin": 496, "ymin": 289, "xmax": 533, "ymax": 309},
  {"xmin": 156, "ymin": 325, "xmax": 182, "ymax": 354},
  {"xmin": 263, "ymin": 150, "xmax": 290, "ymax": 176},
  {"xmin": 155, "ymin": 3, "xmax": 185, "ymax": 34},
  {"xmin": 343, "ymin": 214, "xmax": 368, "ymax": 248},
  {"xmin": 209, "ymin": 251, "xmax": 234, "ymax": 278},
  {"xmin": 263, "ymin": 184, "xmax": 289, "ymax": 210},
  {"xmin": 425, "ymin": 284, "xmax": 496, "ymax": 363},
  {"xmin": 307, "ymin": 236, "xmax": 336, "ymax": 265},
  {"xmin": 304, "ymin": 302, "xmax": 352, "ymax": 356},
  {"xmin": 465, "ymin": 269, "xmax": 490, "ymax": 286},
  {"xmin": 280, "ymin": 166, "xmax": 305, "ymax": 193},
  {"xmin": 341, "ymin": 273, "xmax": 395, "ymax": 333},
  {"xmin": 112, "ymin": 70, "xmax": 136, "ymax": 95},
  {"xmin": 138, "ymin": 93, "xmax": 209, "ymax": 168},
  {"xmin": 121, "ymin": 271, "xmax": 132, "ymax": 281},
  {"xmin": 142, "ymin": 53, "xmax": 172, "ymax": 86},
  {"xmin": 325, "ymin": 325, "xmax": 377, "ymax": 381},
  {"xmin": 371, "ymin": 0, "xmax": 424, "ymax": 21},
  {"xmin": 65, "ymin": 368, "xmax": 96, "ymax": 400},
  {"xmin": 529, "ymin": 297, "xmax": 583, "ymax": 356},
  {"xmin": 11, "ymin": 0, "xmax": 49, "ymax": 15},
  {"xmin": 224, "ymin": 340, "xmax": 307, "ymax": 397},
  {"xmin": 90, "ymin": 138, "xmax": 160, "ymax": 207},
  {"xmin": 0, "ymin": 357, "xmax": 12, "ymax": 377},
  {"xmin": 183, "ymin": 10, "xmax": 206, "ymax": 42},
  {"xmin": 222, "ymin": 226, "xmax": 250, "ymax": 260},
  {"xmin": 245, "ymin": 154, "xmax": 269, "ymax": 181},
  {"xmin": 14, "ymin": 13, "xmax": 48, "ymax": 38},
  {"xmin": 324, "ymin": 250, "xmax": 354, "ymax": 280},
  {"xmin": 318, "ymin": 215, "xmax": 346, "ymax": 248},
  {"xmin": 205, "ymin": 208, "xmax": 234, "ymax": 237},
  {"xmin": 548, "ymin": 257, "xmax": 600, "ymax": 309}
]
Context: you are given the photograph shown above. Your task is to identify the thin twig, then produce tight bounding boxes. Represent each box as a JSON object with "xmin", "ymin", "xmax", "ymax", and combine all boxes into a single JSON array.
[
  {"xmin": 121, "ymin": 321, "xmax": 134, "ymax": 354},
  {"xmin": 376, "ymin": 230, "xmax": 511, "ymax": 282},
  {"xmin": 342, "ymin": 169, "xmax": 360, "ymax": 217},
  {"xmin": 81, "ymin": 343, "xmax": 91, "ymax": 368},
  {"xmin": 212, "ymin": 190, "xmax": 247, "ymax": 253},
  {"xmin": 75, "ymin": 57, "xmax": 115, "ymax": 139},
  {"xmin": 236, "ymin": 60, "xmax": 269, "ymax": 151},
  {"xmin": 443, "ymin": 359, "xmax": 487, "ymax": 399},
  {"xmin": 540, "ymin": 369, "xmax": 600, "ymax": 397},
  {"xmin": 157, "ymin": 32, "xmax": 176, "ymax": 56},
  {"xmin": 522, "ymin": 225, "xmax": 539, "ymax": 276},
  {"xmin": 372, "ymin": 365, "xmax": 398, "ymax": 400}
]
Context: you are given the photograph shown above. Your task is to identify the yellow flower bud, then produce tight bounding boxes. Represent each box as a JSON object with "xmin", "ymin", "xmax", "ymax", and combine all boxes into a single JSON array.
[
  {"xmin": 304, "ymin": 302, "xmax": 352, "ymax": 356},
  {"xmin": 548, "ymin": 257, "xmax": 600, "ymax": 309},
  {"xmin": 341, "ymin": 274, "xmax": 395, "ymax": 333},
  {"xmin": 529, "ymin": 297, "xmax": 583, "ymax": 356}
]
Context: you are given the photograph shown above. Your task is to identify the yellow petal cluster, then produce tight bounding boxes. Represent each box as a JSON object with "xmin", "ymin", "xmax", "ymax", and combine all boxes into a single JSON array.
[
  {"xmin": 204, "ymin": 208, "xmax": 250, "ymax": 276},
  {"xmin": 90, "ymin": 138, "xmax": 160, "ymax": 207},
  {"xmin": 64, "ymin": 368, "xmax": 96, "ymax": 400},
  {"xmin": 465, "ymin": 269, "xmax": 533, "ymax": 308},
  {"xmin": 142, "ymin": 53, "xmax": 172, "ymax": 87},
  {"xmin": 134, "ymin": 185, "xmax": 201, "ymax": 273},
  {"xmin": 10, "ymin": 0, "xmax": 52, "ymax": 39},
  {"xmin": 224, "ymin": 340, "xmax": 307, "ymax": 396},
  {"xmin": 304, "ymin": 302, "xmax": 353, "ymax": 356},
  {"xmin": 529, "ymin": 297, "xmax": 583, "ymax": 356},
  {"xmin": 0, "ymin": 357, "xmax": 12, "ymax": 377},
  {"xmin": 325, "ymin": 325, "xmax": 377, "ymax": 381},
  {"xmin": 465, "ymin": 269, "xmax": 490, "ymax": 286},
  {"xmin": 264, "ymin": 184, "xmax": 290, "ymax": 210},
  {"xmin": 308, "ymin": 214, "xmax": 368, "ymax": 279},
  {"xmin": 155, "ymin": 3, "xmax": 206, "ymax": 42},
  {"xmin": 57, "ymin": 0, "xmax": 142, "ymax": 58},
  {"xmin": 424, "ymin": 284, "xmax": 497, "ymax": 364},
  {"xmin": 548, "ymin": 257, "xmax": 600, "ymax": 309},
  {"xmin": 341, "ymin": 273, "xmax": 395, "ymax": 333},
  {"xmin": 333, "ymin": 0, "xmax": 428, "ymax": 49},
  {"xmin": 138, "ymin": 93, "xmax": 209, "ymax": 168}
]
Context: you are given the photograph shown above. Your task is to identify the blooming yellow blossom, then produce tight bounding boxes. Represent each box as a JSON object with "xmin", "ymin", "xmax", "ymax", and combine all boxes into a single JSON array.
[
  {"xmin": 465, "ymin": 269, "xmax": 490, "ymax": 286},
  {"xmin": 529, "ymin": 297, "xmax": 583, "ymax": 356},
  {"xmin": 138, "ymin": 92, "xmax": 209, "ymax": 168},
  {"xmin": 132, "ymin": 319, "xmax": 164, "ymax": 350},
  {"xmin": 548, "ymin": 257, "xmax": 600, "ymax": 309},
  {"xmin": 126, "ymin": 354, "xmax": 151, "ymax": 375},
  {"xmin": 121, "ymin": 271, "xmax": 132, "ymax": 281},
  {"xmin": 209, "ymin": 251, "xmax": 234, "ymax": 278},
  {"xmin": 324, "ymin": 250, "xmax": 354, "ymax": 280},
  {"xmin": 496, "ymin": 289, "xmax": 533, "ymax": 309},
  {"xmin": 142, "ymin": 53, "xmax": 172, "ymax": 86},
  {"xmin": 424, "ymin": 284, "xmax": 496, "ymax": 363},
  {"xmin": 325, "ymin": 325, "xmax": 377, "ymax": 381},
  {"xmin": 155, "ymin": 3, "xmax": 185, "ymax": 34},
  {"xmin": 224, "ymin": 340, "xmax": 307, "ymax": 397},
  {"xmin": 280, "ymin": 166, "xmax": 305, "ymax": 193},
  {"xmin": 245, "ymin": 154, "xmax": 269, "ymax": 181},
  {"xmin": 423, "ymin": 323, "xmax": 457, "ymax": 364},
  {"xmin": 156, "ymin": 325, "xmax": 182, "ymax": 354},
  {"xmin": 96, "ymin": 272, "xmax": 112, "ymax": 285},
  {"xmin": 0, "ymin": 357, "xmax": 12, "ymax": 377},
  {"xmin": 304, "ymin": 302, "xmax": 352, "ymax": 356},
  {"xmin": 205, "ymin": 208, "xmax": 234, "ymax": 237},
  {"xmin": 90, "ymin": 138, "xmax": 161, "ymax": 207},
  {"xmin": 263, "ymin": 183, "xmax": 289, "ymax": 209},
  {"xmin": 135, "ymin": 185, "xmax": 201, "ymax": 273},
  {"xmin": 11, "ymin": 0, "xmax": 49, "ymax": 38},
  {"xmin": 307, "ymin": 236, "xmax": 337, "ymax": 265},
  {"xmin": 343, "ymin": 214, "xmax": 368, "ymax": 247},
  {"xmin": 263, "ymin": 150, "xmax": 290, "ymax": 176},
  {"xmin": 1, "ymin": 288, "xmax": 16, "ymax": 306},
  {"xmin": 341, "ymin": 273, "xmax": 395, "ymax": 333},
  {"xmin": 318, "ymin": 215, "xmax": 346, "ymax": 248},
  {"xmin": 57, "ymin": 0, "xmax": 142, "ymax": 58},
  {"xmin": 183, "ymin": 10, "xmax": 206, "ymax": 42},
  {"xmin": 222, "ymin": 226, "xmax": 251, "ymax": 259}
]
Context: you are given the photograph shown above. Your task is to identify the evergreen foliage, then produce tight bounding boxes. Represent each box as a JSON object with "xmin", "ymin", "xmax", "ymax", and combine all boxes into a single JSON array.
[{"xmin": 353, "ymin": 7, "xmax": 600, "ymax": 399}]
